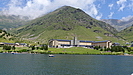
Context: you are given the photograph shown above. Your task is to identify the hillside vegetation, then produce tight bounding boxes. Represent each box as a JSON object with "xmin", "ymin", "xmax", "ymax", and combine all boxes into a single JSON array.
[
  {"xmin": 118, "ymin": 25, "xmax": 133, "ymax": 42},
  {"xmin": 13, "ymin": 6, "xmax": 125, "ymax": 44},
  {"xmin": 0, "ymin": 29, "xmax": 15, "ymax": 43}
]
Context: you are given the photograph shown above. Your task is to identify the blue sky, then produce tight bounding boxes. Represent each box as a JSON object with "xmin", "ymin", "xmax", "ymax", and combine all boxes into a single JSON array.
[
  {"xmin": 0, "ymin": 0, "xmax": 133, "ymax": 20},
  {"xmin": 94, "ymin": 0, "xmax": 133, "ymax": 20}
]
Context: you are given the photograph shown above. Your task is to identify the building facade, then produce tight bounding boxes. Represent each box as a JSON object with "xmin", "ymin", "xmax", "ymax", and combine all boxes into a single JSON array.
[
  {"xmin": 49, "ymin": 37, "xmax": 112, "ymax": 48},
  {"xmin": 0, "ymin": 42, "xmax": 27, "ymax": 47}
]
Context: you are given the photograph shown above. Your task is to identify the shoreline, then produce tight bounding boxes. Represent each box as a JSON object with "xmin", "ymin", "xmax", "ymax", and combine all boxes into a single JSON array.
[
  {"xmin": 0, "ymin": 51, "xmax": 124, "ymax": 55},
  {"xmin": 1, "ymin": 51, "xmax": 133, "ymax": 56},
  {"xmin": 0, "ymin": 47, "xmax": 132, "ymax": 56}
]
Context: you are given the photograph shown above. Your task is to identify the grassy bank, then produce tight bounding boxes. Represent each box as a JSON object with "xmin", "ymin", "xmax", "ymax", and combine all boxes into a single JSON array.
[
  {"xmin": 0, "ymin": 47, "xmax": 123, "ymax": 55},
  {"xmin": 34, "ymin": 47, "xmax": 102, "ymax": 54},
  {"xmin": 48, "ymin": 47, "xmax": 123, "ymax": 55}
]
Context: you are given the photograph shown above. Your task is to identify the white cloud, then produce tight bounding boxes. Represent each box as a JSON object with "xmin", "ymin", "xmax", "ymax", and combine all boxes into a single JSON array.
[
  {"xmin": 98, "ymin": 0, "xmax": 106, "ymax": 4},
  {"xmin": 108, "ymin": 12, "xmax": 114, "ymax": 18},
  {"xmin": 108, "ymin": 4, "xmax": 114, "ymax": 10},
  {"xmin": 96, "ymin": 13, "xmax": 102, "ymax": 20},
  {"xmin": 117, "ymin": 0, "xmax": 127, "ymax": 11},
  {"xmin": 118, "ymin": 4, "xmax": 126, "ymax": 11},
  {"xmin": 117, "ymin": 0, "xmax": 126, "ymax": 5},
  {"xmin": 2, "ymin": 0, "xmax": 102, "ymax": 19},
  {"xmin": 121, "ymin": 15, "xmax": 133, "ymax": 21},
  {"xmin": 97, "ymin": 4, "xmax": 101, "ymax": 8},
  {"xmin": 128, "ymin": 3, "xmax": 133, "ymax": 11}
]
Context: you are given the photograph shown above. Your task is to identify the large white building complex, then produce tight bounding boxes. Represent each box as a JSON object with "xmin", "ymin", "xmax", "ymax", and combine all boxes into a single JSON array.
[{"xmin": 49, "ymin": 37, "xmax": 112, "ymax": 48}]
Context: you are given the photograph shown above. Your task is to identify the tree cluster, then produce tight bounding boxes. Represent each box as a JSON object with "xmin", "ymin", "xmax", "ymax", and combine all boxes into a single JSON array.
[
  {"xmin": 110, "ymin": 46, "xmax": 124, "ymax": 52},
  {"xmin": 3, "ymin": 45, "xmax": 16, "ymax": 50},
  {"xmin": 94, "ymin": 46, "xmax": 132, "ymax": 53},
  {"xmin": 40, "ymin": 44, "xmax": 48, "ymax": 50},
  {"xmin": 30, "ymin": 44, "xmax": 48, "ymax": 50},
  {"xmin": 94, "ymin": 46, "xmax": 101, "ymax": 50}
]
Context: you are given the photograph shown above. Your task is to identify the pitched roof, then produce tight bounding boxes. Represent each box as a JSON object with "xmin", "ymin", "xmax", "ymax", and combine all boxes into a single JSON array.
[
  {"xmin": 50, "ymin": 39, "xmax": 110, "ymax": 43},
  {"xmin": 79, "ymin": 40, "xmax": 94, "ymax": 43},
  {"xmin": 93, "ymin": 40, "xmax": 110, "ymax": 43},
  {"xmin": 50, "ymin": 39, "xmax": 71, "ymax": 42},
  {"xmin": 3, "ymin": 42, "xmax": 16, "ymax": 45}
]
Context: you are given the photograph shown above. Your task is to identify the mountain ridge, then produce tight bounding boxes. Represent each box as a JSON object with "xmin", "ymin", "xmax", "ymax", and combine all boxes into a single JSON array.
[
  {"xmin": 0, "ymin": 15, "xmax": 29, "ymax": 31},
  {"xmin": 101, "ymin": 18, "xmax": 133, "ymax": 31}
]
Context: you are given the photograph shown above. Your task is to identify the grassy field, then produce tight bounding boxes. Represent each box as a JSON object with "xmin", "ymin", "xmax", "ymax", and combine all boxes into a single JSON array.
[
  {"xmin": 34, "ymin": 47, "xmax": 102, "ymax": 54},
  {"xmin": 0, "ymin": 47, "xmax": 123, "ymax": 55}
]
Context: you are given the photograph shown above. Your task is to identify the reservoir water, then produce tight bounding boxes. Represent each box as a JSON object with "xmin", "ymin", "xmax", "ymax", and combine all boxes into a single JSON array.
[{"xmin": 0, "ymin": 53, "xmax": 133, "ymax": 75}]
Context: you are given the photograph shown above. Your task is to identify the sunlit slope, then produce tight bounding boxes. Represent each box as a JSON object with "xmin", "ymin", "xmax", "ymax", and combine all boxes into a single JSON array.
[{"xmin": 14, "ymin": 6, "xmax": 124, "ymax": 44}]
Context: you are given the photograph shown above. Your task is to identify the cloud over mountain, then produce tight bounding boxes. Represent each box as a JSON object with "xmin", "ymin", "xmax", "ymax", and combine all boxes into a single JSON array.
[
  {"xmin": 1, "ymin": 0, "xmax": 133, "ymax": 20},
  {"xmin": 2, "ymin": 0, "xmax": 102, "ymax": 19}
]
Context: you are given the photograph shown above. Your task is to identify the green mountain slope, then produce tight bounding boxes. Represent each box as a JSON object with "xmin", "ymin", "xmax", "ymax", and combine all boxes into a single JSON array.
[
  {"xmin": 14, "ymin": 6, "xmax": 125, "ymax": 44},
  {"xmin": 0, "ymin": 15, "xmax": 29, "ymax": 30},
  {"xmin": 118, "ymin": 25, "xmax": 133, "ymax": 42}
]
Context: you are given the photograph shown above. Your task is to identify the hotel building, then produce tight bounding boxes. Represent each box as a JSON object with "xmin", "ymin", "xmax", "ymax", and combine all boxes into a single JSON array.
[{"xmin": 49, "ymin": 37, "xmax": 112, "ymax": 48}]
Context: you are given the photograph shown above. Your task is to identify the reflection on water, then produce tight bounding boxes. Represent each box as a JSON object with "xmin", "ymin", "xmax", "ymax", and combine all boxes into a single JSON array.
[{"xmin": 0, "ymin": 54, "xmax": 133, "ymax": 75}]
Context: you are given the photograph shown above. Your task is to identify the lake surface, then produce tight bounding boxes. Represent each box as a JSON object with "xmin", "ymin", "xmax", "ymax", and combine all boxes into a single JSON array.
[{"xmin": 0, "ymin": 54, "xmax": 133, "ymax": 75}]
